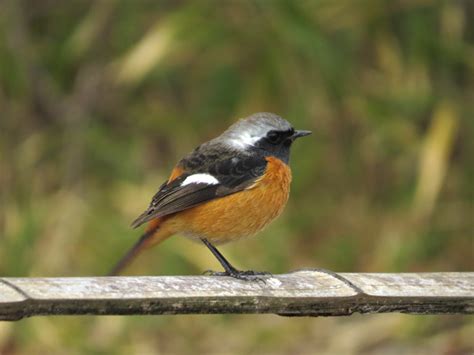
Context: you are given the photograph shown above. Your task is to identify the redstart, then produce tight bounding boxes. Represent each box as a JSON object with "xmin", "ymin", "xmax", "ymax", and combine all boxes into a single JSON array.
[{"xmin": 109, "ymin": 112, "xmax": 311, "ymax": 280}]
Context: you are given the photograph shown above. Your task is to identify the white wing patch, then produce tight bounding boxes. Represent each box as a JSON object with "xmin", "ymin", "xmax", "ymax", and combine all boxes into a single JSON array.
[{"xmin": 181, "ymin": 173, "xmax": 219, "ymax": 186}]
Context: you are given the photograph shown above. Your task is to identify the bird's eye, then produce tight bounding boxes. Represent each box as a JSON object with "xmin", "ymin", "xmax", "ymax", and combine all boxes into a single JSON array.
[{"xmin": 267, "ymin": 131, "xmax": 281, "ymax": 144}]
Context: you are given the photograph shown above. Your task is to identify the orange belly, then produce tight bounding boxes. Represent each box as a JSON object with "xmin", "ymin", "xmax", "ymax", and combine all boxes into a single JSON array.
[{"xmin": 162, "ymin": 156, "xmax": 292, "ymax": 244}]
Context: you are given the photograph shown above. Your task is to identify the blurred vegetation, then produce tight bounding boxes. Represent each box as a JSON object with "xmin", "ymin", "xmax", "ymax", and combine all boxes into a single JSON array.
[{"xmin": 0, "ymin": 0, "xmax": 473, "ymax": 354}]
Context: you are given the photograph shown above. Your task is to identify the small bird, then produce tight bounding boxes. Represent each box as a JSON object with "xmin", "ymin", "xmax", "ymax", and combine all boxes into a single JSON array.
[{"xmin": 109, "ymin": 112, "xmax": 311, "ymax": 280}]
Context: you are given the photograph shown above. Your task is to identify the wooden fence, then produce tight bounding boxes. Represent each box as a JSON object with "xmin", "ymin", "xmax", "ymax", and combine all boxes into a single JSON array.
[{"xmin": 1, "ymin": 270, "xmax": 472, "ymax": 321}]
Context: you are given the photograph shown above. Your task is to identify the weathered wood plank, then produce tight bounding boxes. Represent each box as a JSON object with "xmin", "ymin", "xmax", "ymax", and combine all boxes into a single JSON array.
[{"xmin": 1, "ymin": 271, "xmax": 472, "ymax": 321}]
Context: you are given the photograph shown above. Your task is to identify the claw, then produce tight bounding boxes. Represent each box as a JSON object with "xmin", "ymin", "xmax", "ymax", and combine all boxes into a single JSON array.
[{"xmin": 205, "ymin": 269, "xmax": 271, "ymax": 283}]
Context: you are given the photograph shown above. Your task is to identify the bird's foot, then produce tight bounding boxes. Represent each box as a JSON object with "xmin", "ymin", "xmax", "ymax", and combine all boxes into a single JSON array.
[{"xmin": 203, "ymin": 269, "xmax": 272, "ymax": 283}]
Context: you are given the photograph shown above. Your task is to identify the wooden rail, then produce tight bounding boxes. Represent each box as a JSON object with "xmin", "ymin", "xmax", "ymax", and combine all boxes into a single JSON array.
[{"xmin": 1, "ymin": 271, "xmax": 473, "ymax": 321}]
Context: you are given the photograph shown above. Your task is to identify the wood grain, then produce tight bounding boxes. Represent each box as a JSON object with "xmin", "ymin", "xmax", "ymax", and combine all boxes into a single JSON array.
[{"xmin": 1, "ymin": 271, "xmax": 472, "ymax": 321}]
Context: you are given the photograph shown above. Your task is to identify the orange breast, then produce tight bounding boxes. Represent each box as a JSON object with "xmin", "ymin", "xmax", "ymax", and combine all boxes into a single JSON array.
[{"xmin": 164, "ymin": 156, "xmax": 292, "ymax": 244}]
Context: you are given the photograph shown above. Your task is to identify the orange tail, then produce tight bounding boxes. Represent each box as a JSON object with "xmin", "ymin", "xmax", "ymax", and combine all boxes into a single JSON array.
[{"xmin": 108, "ymin": 219, "xmax": 173, "ymax": 276}]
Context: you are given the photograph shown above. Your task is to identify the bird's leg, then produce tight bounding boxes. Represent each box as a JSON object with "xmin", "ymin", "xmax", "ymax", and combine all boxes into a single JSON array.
[
  {"xmin": 201, "ymin": 238, "xmax": 238, "ymax": 274},
  {"xmin": 201, "ymin": 238, "xmax": 270, "ymax": 281}
]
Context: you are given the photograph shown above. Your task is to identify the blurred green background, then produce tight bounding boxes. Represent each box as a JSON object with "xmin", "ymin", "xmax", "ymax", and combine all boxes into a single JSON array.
[{"xmin": 1, "ymin": 0, "xmax": 473, "ymax": 354}]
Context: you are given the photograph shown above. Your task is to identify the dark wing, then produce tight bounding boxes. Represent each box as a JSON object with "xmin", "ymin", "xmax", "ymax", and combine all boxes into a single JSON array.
[{"xmin": 131, "ymin": 154, "xmax": 267, "ymax": 228}]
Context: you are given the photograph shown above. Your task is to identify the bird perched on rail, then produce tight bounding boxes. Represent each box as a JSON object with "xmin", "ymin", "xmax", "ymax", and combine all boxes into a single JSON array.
[{"xmin": 109, "ymin": 112, "xmax": 311, "ymax": 280}]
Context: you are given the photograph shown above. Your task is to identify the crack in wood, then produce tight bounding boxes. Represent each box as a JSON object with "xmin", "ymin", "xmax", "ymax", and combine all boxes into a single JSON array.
[{"xmin": 0, "ymin": 278, "xmax": 31, "ymax": 300}]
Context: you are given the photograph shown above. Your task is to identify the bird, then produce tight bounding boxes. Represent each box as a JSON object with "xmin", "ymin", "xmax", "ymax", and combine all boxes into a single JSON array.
[{"xmin": 109, "ymin": 112, "xmax": 311, "ymax": 280}]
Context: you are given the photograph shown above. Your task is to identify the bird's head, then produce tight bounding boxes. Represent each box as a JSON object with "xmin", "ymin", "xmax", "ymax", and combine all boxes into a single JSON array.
[{"xmin": 220, "ymin": 112, "xmax": 311, "ymax": 163}]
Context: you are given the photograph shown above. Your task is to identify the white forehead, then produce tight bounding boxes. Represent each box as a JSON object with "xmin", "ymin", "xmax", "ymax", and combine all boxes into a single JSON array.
[{"xmin": 222, "ymin": 112, "xmax": 292, "ymax": 149}]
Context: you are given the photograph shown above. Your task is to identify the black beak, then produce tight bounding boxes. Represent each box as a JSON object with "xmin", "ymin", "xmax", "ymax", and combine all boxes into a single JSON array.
[{"xmin": 292, "ymin": 130, "xmax": 312, "ymax": 140}]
